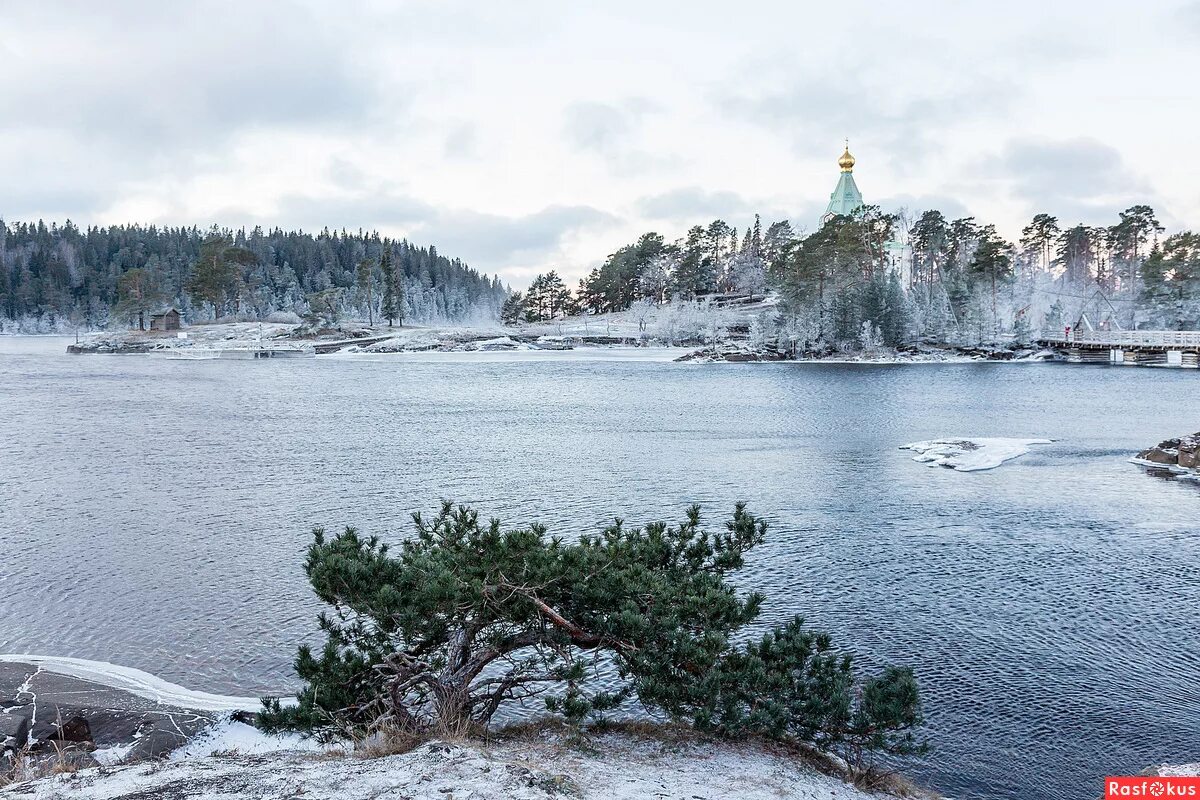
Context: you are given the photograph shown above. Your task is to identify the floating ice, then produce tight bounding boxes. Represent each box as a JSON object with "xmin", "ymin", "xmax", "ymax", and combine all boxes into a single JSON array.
[{"xmin": 900, "ymin": 437, "xmax": 1053, "ymax": 472}]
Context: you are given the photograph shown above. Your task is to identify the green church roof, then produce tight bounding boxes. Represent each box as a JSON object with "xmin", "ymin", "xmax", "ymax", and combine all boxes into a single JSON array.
[{"xmin": 823, "ymin": 143, "xmax": 863, "ymax": 219}]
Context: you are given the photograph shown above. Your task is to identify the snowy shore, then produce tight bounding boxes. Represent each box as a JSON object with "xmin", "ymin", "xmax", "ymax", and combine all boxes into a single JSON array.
[
  {"xmin": 0, "ymin": 657, "xmax": 931, "ymax": 799},
  {"xmin": 0, "ymin": 726, "xmax": 912, "ymax": 800},
  {"xmin": 61, "ymin": 320, "xmax": 1056, "ymax": 367}
]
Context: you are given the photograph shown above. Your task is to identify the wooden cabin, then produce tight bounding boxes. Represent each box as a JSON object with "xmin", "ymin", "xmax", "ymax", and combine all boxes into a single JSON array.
[{"xmin": 149, "ymin": 308, "xmax": 181, "ymax": 331}]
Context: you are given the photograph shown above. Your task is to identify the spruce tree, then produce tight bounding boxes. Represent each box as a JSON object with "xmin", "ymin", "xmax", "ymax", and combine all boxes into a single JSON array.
[{"xmin": 380, "ymin": 247, "xmax": 398, "ymax": 327}]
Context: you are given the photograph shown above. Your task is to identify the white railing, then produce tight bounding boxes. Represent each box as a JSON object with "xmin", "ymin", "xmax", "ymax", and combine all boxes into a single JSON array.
[{"xmin": 1042, "ymin": 330, "xmax": 1200, "ymax": 346}]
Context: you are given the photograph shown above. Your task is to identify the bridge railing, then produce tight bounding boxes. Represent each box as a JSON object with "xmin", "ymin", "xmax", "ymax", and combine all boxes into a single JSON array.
[{"xmin": 1041, "ymin": 330, "xmax": 1200, "ymax": 346}]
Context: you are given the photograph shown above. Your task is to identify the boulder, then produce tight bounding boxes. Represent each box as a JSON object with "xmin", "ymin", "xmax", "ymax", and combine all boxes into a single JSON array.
[
  {"xmin": 42, "ymin": 715, "xmax": 92, "ymax": 746},
  {"xmin": 0, "ymin": 711, "xmax": 30, "ymax": 751},
  {"xmin": 124, "ymin": 724, "xmax": 189, "ymax": 762},
  {"xmin": 1138, "ymin": 446, "xmax": 1180, "ymax": 465},
  {"xmin": 1177, "ymin": 435, "xmax": 1200, "ymax": 469}
]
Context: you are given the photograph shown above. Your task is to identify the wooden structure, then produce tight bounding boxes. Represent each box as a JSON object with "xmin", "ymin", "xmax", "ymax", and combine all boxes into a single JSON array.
[
  {"xmin": 1036, "ymin": 330, "xmax": 1200, "ymax": 369},
  {"xmin": 148, "ymin": 308, "xmax": 181, "ymax": 332}
]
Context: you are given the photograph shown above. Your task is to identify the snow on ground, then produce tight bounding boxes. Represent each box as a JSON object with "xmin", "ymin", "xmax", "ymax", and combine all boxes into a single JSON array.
[
  {"xmin": 0, "ymin": 655, "xmax": 262, "ymax": 713},
  {"xmin": 170, "ymin": 720, "xmax": 321, "ymax": 760},
  {"xmin": 900, "ymin": 438, "xmax": 1054, "ymax": 472},
  {"xmin": 342, "ymin": 346, "xmax": 685, "ymax": 363},
  {"xmin": 2, "ymin": 730, "xmax": 893, "ymax": 800}
]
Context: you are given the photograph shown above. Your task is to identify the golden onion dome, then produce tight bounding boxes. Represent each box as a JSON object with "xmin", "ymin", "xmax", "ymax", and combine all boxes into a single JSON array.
[{"xmin": 838, "ymin": 142, "xmax": 855, "ymax": 172}]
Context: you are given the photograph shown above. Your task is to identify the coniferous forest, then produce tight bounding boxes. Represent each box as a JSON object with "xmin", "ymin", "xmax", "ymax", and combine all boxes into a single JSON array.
[
  {"xmin": 513, "ymin": 203, "xmax": 1197, "ymax": 350},
  {"xmin": 0, "ymin": 221, "xmax": 507, "ymax": 332}
]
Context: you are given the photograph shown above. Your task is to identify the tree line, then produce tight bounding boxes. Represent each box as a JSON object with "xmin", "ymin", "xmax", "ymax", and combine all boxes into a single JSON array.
[
  {"xmin": 507, "ymin": 203, "xmax": 1198, "ymax": 349},
  {"xmin": 0, "ymin": 220, "xmax": 508, "ymax": 331}
]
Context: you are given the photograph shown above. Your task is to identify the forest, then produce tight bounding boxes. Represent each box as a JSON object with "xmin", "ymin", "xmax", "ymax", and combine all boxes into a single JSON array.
[
  {"xmin": 510, "ymin": 204, "xmax": 1198, "ymax": 350},
  {"xmin": 0, "ymin": 221, "xmax": 508, "ymax": 332}
]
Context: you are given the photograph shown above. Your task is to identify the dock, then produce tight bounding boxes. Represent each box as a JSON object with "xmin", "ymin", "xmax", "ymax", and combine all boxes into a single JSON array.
[{"xmin": 1036, "ymin": 331, "xmax": 1200, "ymax": 368}]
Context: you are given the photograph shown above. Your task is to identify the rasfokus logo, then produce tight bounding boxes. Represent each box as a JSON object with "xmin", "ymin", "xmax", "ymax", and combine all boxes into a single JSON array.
[{"xmin": 1107, "ymin": 777, "xmax": 1200, "ymax": 798}]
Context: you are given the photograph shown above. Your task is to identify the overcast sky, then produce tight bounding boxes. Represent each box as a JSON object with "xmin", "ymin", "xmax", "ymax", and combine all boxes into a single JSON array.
[{"xmin": 2, "ymin": 0, "xmax": 1197, "ymax": 286}]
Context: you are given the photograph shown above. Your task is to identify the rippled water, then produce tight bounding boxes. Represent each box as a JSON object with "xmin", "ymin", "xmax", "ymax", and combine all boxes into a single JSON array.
[{"xmin": 1, "ymin": 336, "xmax": 1197, "ymax": 800}]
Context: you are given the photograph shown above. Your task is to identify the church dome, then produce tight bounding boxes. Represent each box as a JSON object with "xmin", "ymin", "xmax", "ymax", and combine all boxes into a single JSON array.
[{"xmin": 838, "ymin": 144, "xmax": 855, "ymax": 172}]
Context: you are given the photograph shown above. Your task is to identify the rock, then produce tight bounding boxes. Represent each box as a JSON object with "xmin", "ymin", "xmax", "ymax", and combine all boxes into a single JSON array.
[
  {"xmin": 1178, "ymin": 435, "xmax": 1200, "ymax": 469},
  {"xmin": 1137, "ymin": 446, "xmax": 1180, "ymax": 465},
  {"xmin": 124, "ymin": 724, "xmax": 189, "ymax": 762},
  {"xmin": 42, "ymin": 716, "xmax": 92, "ymax": 746},
  {"xmin": 0, "ymin": 711, "xmax": 30, "ymax": 750}
]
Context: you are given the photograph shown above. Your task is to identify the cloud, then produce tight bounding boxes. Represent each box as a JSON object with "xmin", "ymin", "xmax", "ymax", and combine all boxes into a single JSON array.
[
  {"xmin": 561, "ymin": 99, "xmax": 677, "ymax": 174},
  {"xmin": 717, "ymin": 70, "xmax": 1016, "ymax": 169},
  {"xmin": 563, "ymin": 102, "xmax": 634, "ymax": 154},
  {"xmin": 443, "ymin": 123, "xmax": 479, "ymax": 159},
  {"xmin": 1179, "ymin": 1, "xmax": 1200, "ymax": 32},
  {"xmin": 986, "ymin": 136, "xmax": 1158, "ymax": 225},
  {"xmin": 636, "ymin": 187, "xmax": 754, "ymax": 222},
  {"xmin": 0, "ymin": 4, "xmax": 381, "ymax": 160},
  {"xmin": 413, "ymin": 205, "xmax": 619, "ymax": 273}
]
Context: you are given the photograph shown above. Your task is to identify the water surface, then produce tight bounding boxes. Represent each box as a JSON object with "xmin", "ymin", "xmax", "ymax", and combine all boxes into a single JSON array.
[{"xmin": 1, "ymin": 337, "xmax": 1197, "ymax": 800}]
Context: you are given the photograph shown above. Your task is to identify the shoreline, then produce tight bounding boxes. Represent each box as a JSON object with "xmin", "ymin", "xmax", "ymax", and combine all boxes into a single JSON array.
[
  {"xmin": 44, "ymin": 321, "xmax": 1060, "ymax": 366},
  {"xmin": 0, "ymin": 655, "xmax": 935, "ymax": 799}
]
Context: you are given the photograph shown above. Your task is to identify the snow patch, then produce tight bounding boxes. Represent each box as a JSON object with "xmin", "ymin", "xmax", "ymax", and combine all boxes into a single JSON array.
[
  {"xmin": 0, "ymin": 655, "xmax": 264, "ymax": 712},
  {"xmin": 170, "ymin": 719, "xmax": 320, "ymax": 760},
  {"xmin": 900, "ymin": 437, "xmax": 1054, "ymax": 472}
]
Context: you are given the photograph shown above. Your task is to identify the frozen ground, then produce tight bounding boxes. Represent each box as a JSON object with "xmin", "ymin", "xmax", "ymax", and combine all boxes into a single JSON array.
[
  {"xmin": 1, "ymin": 728, "xmax": 897, "ymax": 800},
  {"xmin": 899, "ymin": 438, "xmax": 1054, "ymax": 471}
]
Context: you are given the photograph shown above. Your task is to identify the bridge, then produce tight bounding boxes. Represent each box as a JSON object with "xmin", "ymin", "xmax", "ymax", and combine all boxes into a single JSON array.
[{"xmin": 1035, "ymin": 330, "xmax": 1200, "ymax": 368}]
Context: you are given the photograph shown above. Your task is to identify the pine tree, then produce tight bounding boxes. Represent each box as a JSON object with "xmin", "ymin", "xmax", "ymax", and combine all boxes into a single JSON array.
[{"xmin": 259, "ymin": 501, "xmax": 926, "ymax": 764}]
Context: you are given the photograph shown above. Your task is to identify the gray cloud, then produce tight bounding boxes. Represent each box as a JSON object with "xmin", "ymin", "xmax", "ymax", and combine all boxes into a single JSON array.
[
  {"xmin": 561, "ymin": 99, "xmax": 677, "ymax": 174},
  {"xmin": 636, "ymin": 187, "xmax": 755, "ymax": 221},
  {"xmin": 0, "ymin": 4, "xmax": 381, "ymax": 160},
  {"xmin": 443, "ymin": 123, "xmax": 480, "ymax": 159},
  {"xmin": 563, "ymin": 102, "xmax": 633, "ymax": 153},
  {"xmin": 987, "ymin": 136, "xmax": 1159, "ymax": 225},
  {"xmin": 414, "ymin": 205, "xmax": 619, "ymax": 271},
  {"xmin": 717, "ymin": 71, "xmax": 1016, "ymax": 170},
  {"xmin": 1180, "ymin": 1, "xmax": 1200, "ymax": 32}
]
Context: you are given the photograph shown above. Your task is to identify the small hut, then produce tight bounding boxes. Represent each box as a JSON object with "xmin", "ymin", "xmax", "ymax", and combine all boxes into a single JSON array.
[{"xmin": 148, "ymin": 307, "xmax": 182, "ymax": 332}]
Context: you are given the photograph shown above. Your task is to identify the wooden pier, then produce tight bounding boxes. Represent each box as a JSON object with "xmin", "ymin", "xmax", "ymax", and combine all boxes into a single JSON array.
[{"xmin": 1036, "ymin": 331, "xmax": 1200, "ymax": 368}]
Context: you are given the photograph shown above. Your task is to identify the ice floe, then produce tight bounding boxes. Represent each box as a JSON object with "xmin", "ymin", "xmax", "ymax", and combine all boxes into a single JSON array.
[{"xmin": 900, "ymin": 437, "xmax": 1053, "ymax": 472}]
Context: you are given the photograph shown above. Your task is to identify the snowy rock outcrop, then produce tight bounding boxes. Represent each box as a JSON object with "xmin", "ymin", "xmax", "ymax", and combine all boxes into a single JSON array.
[
  {"xmin": 0, "ymin": 729, "xmax": 901, "ymax": 800},
  {"xmin": 1134, "ymin": 433, "xmax": 1200, "ymax": 473}
]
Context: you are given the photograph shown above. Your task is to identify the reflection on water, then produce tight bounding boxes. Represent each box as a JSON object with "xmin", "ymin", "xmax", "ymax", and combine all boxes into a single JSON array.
[{"xmin": 1, "ymin": 339, "xmax": 1197, "ymax": 800}]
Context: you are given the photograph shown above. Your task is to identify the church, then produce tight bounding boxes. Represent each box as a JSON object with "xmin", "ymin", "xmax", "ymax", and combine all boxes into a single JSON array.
[{"xmin": 820, "ymin": 142, "xmax": 913, "ymax": 286}]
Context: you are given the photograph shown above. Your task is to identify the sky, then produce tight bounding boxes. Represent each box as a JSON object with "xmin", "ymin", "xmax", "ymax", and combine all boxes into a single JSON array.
[{"xmin": 2, "ymin": 0, "xmax": 1198, "ymax": 288}]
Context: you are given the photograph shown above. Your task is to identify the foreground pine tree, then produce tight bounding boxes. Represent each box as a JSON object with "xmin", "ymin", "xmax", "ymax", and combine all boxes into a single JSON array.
[{"xmin": 261, "ymin": 502, "xmax": 924, "ymax": 766}]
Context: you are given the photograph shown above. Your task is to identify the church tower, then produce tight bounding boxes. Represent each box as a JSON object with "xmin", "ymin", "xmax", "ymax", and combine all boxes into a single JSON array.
[{"xmin": 822, "ymin": 141, "xmax": 864, "ymax": 222}]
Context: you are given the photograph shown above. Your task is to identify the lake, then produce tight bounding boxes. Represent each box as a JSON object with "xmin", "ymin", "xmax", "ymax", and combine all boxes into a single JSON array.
[{"xmin": 0, "ymin": 336, "xmax": 1196, "ymax": 800}]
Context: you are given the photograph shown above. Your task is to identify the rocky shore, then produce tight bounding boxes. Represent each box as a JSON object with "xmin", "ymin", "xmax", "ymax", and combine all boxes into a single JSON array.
[
  {"xmin": 0, "ymin": 723, "xmax": 926, "ymax": 800},
  {"xmin": 1133, "ymin": 432, "xmax": 1200, "ymax": 476},
  {"xmin": 0, "ymin": 660, "xmax": 938, "ymax": 799},
  {"xmin": 0, "ymin": 660, "xmax": 233, "ymax": 779}
]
